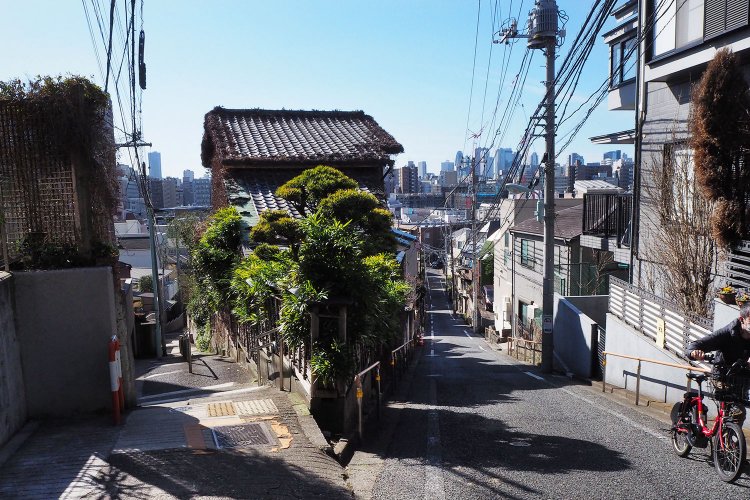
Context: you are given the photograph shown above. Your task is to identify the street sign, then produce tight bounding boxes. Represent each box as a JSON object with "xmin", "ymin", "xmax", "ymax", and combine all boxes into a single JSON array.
[{"xmin": 543, "ymin": 315, "xmax": 552, "ymax": 334}]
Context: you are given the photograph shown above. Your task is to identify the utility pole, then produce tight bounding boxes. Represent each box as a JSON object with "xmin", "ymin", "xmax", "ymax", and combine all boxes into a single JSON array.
[
  {"xmin": 541, "ymin": 26, "xmax": 556, "ymax": 373},
  {"xmin": 469, "ymin": 155, "xmax": 479, "ymax": 332},
  {"xmin": 497, "ymin": 0, "xmax": 559, "ymax": 372}
]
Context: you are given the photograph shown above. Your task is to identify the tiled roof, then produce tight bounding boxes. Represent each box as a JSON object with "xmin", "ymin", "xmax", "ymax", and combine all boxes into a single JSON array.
[
  {"xmin": 511, "ymin": 204, "xmax": 583, "ymax": 240},
  {"xmin": 202, "ymin": 108, "xmax": 404, "ymax": 168},
  {"xmin": 226, "ymin": 169, "xmax": 375, "ymax": 232}
]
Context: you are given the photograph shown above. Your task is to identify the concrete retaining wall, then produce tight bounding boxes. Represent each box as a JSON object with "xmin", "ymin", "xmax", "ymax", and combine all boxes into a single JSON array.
[
  {"xmin": 0, "ymin": 273, "xmax": 26, "ymax": 447},
  {"xmin": 554, "ymin": 297, "xmax": 598, "ymax": 378},
  {"xmin": 14, "ymin": 268, "xmax": 119, "ymax": 417},
  {"xmin": 604, "ymin": 313, "xmax": 696, "ymax": 407}
]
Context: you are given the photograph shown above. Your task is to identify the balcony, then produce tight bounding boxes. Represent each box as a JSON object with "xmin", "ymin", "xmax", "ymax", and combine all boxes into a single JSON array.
[{"xmin": 581, "ymin": 193, "xmax": 632, "ymax": 261}]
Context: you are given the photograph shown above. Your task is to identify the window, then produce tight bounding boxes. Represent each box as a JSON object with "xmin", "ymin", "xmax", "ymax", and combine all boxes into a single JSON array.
[
  {"xmin": 520, "ymin": 239, "xmax": 535, "ymax": 269},
  {"xmin": 610, "ymin": 35, "xmax": 637, "ymax": 87},
  {"xmin": 663, "ymin": 143, "xmax": 697, "ymax": 221},
  {"xmin": 652, "ymin": 0, "xmax": 704, "ymax": 58}
]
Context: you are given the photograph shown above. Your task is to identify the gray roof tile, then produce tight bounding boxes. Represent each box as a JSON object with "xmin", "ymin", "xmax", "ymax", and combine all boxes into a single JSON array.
[{"xmin": 202, "ymin": 108, "xmax": 404, "ymax": 168}]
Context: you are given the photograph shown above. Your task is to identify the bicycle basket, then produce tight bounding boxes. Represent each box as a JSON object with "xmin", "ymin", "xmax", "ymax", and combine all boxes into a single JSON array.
[{"xmin": 711, "ymin": 372, "xmax": 750, "ymax": 403}]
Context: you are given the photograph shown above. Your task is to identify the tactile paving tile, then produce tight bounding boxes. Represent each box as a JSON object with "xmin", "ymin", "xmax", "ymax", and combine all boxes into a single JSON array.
[
  {"xmin": 207, "ymin": 401, "xmax": 236, "ymax": 417},
  {"xmin": 234, "ymin": 399, "xmax": 278, "ymax": 416},
  {"xmin": 212, "ymin": 423, "xmax": 276, "ymax": 449}
]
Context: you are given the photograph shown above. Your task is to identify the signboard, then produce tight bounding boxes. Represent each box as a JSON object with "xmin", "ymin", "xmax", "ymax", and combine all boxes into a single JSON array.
[
  {"xmin": 543, "ymin": 315, "xmax": 553, "ymax": 334},
  {"xmin": 656, "ymin": 318, "xmax": 666, "ymax": 349}
]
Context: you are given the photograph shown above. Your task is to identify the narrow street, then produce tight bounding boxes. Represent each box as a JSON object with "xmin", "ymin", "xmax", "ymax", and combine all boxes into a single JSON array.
[{"xmin": 358, "ymin": 269, "xmax": 750, "ymax": 498}]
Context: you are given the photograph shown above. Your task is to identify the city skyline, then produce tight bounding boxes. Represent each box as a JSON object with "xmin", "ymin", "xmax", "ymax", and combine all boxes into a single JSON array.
[{"xmin": 3, "ymin": 1, "xmax": 634, "ymax": 179}]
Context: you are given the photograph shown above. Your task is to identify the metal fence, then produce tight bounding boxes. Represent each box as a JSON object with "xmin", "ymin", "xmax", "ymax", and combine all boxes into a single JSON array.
[{"xmin": 608, "ymin": 277, "xmax": 712, "ymax": 359}]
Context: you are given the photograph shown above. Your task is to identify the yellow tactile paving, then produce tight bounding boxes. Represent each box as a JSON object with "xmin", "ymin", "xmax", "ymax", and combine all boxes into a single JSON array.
[{"xmin": 207, "ymin": 401, "xmax": 236, "ymax": 417}]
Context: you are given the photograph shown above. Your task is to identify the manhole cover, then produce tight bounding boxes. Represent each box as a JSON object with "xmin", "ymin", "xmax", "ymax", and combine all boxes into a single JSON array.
[
  {"xmin": 212, "ymin": 423, "xmax": 276, "ymax": 449},
  {"xmin": 234, "ymin": 399, "xmax": 278, "ymax": 416}
]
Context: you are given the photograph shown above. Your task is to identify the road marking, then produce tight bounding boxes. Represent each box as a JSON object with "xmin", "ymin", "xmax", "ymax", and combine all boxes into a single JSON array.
[
  {"xmin": 478, "ymin": 346, "xmax": 486, "ymax": 351},
  {"xmin": 464, "ymin": 332, "xmax": 471, "ymax": 338},
  {"xmin": 561, "ymin": 387, "xmax": 668, "ymax": 442},
  {"xmin": 519, "ymin": 370, "xmax": 668, "ymax": 442},
  {"xmin": 424, "ymin": 378, "xmax": 445, "ymax": 500},
  {"xmin": 140, "ymin": 369, "xmax": 183, "ymax": 380}
]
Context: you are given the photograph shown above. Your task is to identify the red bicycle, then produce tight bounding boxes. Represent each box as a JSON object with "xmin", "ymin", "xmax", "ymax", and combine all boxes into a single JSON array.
[{"xmin": 670, "ymin": 353, "xmax": 748, "ymax": 482}]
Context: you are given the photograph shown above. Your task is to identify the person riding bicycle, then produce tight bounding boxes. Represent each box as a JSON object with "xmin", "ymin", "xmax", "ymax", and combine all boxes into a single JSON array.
[
  {"xmin": 686, "ymin": 303, "xmax": 750, "ymax": 417},
  {"xmin": 686, "ymin": 303, "xmax": 750, "ymax": 366}
]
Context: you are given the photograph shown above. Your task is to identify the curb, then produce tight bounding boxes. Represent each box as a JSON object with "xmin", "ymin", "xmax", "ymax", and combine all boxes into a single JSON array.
[{"xmin": 288, "ymin": 392, "xmax": 334, "ymax": 456}]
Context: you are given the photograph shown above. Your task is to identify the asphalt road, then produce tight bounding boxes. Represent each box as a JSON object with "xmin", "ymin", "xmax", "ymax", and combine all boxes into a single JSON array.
[{"xmin": 368, "ymin": 269, "xmax": 750, "ymax": 499}]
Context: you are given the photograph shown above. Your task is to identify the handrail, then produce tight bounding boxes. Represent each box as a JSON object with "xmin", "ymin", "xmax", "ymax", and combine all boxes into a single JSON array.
[
  {"xmin": 601, "ymin": 351, "xmax": 710, "ymax": 406},
  {"xmin": 391, "ymin": 338, "xmax": 413, "ymax": 356},
  {"xmin": 354, "ymin": 361, "xmax": 381, "ymax": 441},
  {"xmin": 391, "ymin": 338, "xmax": 414, "ymax": 382}
]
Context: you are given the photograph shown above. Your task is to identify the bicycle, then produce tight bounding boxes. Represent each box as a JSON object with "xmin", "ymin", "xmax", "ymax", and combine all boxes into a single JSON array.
[{"xmin": 670, "ymin": 353, "xmax": 749, "ymax": 482}]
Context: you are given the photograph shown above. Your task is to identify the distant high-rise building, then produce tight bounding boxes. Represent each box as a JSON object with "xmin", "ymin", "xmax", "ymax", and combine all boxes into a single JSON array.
[
  {"xmin": 530, "ymin": 151, "xmax": 539, "ymax": 168},
  {"xmin": 398, "ymin": 164, "xmax": 419, "ymax": 194},
  {"xmin": 384, "ymin": 166, "xmax": 397, "ymax": 195},
  {"xmin": 440, "ymin": 170, "xmax": 458, "ymax": 186},
  {"xmin": 455, "ymin": 151, "xmax": 465, "ymax": 175},
  {"xmin": 182, "ymin": 170, "xmax": 195, "ymax": 205},
  {"xmin": 568, "ymin": 153, "xmax": 584, "ymax": 168},
  {"xmin": 148, "ymin": 178, "xmax": 165, "ymax": 209},
  {"xmin": 162, "ymin": 177, "xmax": 181, "ymax": 208},
  {"xmin": 193, "ymin": 178, "xmax": 212, "ymax": 207},
  {"xmin": 603, "ymin": 150, "xmax": 622, "ymax": 162},
  {"xmin": 440, "ymin": 161, "xmax": 455, "ymax": 172},
  {"xmin": 474, "ymin": 147, "xmax": 489, "ymax": 177},
  {"xmin": 147, "ymin": 151, "xmax": 162, "ymax": 179},
  {"xmin": 495, "ymin": 148, "xmax": 514, "ymax": 178},
  {"xmin": 418, "ymin": 161, "xmax": 427, "ymax": 177}
]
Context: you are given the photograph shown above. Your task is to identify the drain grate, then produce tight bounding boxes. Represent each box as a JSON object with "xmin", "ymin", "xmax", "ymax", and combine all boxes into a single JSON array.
[
  {"xmin": 234, "ymin": 399, "xmax": 278, "ymax": 416},
  {"xmin": 212, "ymin": 423, "xmax": 276, "ymax": 449}
]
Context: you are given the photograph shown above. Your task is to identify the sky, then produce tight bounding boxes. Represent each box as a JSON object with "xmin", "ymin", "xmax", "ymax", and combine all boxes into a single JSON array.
[{"xmin": 2, "ymin": 1, "xmax": 634, "ymax": 179}]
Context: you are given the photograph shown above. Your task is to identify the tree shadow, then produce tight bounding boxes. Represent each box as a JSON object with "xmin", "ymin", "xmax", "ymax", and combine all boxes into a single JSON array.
[{"xmin": 102, "ymin": 447, "xmax": 351, "ymax": 499}]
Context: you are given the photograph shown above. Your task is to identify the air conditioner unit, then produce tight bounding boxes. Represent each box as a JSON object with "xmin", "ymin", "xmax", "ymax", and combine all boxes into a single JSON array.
[{"xmin": 503, "ymin": 308, "xmax": 511, "ymax": 322}]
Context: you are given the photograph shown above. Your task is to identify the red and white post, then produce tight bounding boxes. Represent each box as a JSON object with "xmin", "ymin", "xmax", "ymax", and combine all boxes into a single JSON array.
[{"xmin": 108, "ymin": 336, "xmax": 124, "ymax": 425}]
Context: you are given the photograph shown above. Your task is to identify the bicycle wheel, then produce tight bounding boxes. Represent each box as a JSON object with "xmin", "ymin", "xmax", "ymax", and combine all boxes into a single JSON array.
[
  {"xmin": 713, "ymin": 421, "xmax": 746, "ymax": 482},
  {"xmin": 670, "ymin": 401, "xmax": 692, "ymax": 457}
]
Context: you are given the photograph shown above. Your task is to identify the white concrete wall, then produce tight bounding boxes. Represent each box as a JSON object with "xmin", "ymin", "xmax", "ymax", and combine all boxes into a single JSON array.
[
  {"xmin": 554, "ymin": 297, "xmax": 598, "ymax": 378},
  {"xmin": 604, "ymin": 313, "xmax": 696, "ymax": 406},
  {"xmin": 14, "ymin": 268, "xmax": 119, "ymax": 417},
  {"xmin": 0, "ymin": 273, "xmax": 26, "ymax": 447}
]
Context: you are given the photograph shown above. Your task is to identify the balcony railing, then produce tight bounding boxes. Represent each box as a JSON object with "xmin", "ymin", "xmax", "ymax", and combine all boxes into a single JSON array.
[{"xmin": 582, "ymin": 193, "xmax": 632, "ymax": 248}]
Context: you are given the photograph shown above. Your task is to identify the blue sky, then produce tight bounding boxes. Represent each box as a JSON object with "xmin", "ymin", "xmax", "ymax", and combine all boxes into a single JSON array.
[{"xmin": 3, "ymin": 1, "xmax": 634, "ymax": 178}]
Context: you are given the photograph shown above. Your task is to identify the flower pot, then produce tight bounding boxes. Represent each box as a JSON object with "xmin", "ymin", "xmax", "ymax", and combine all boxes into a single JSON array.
[
  {"xmin": 719, "ymin": 292, "xmax": 736, "ymax": 305},
  {"xmin": 737, "ymin": 299, "xmax": 748, "ymax": 308}
]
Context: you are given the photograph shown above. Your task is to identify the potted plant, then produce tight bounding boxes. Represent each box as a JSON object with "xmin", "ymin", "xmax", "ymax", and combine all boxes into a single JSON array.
[
  {"xmin": 718, "ymin": 285, "xmax": 737, "ymax": 304},
  {"xmin": 736, "ymin": 290, "xmax": 750, "ymax": 308}
]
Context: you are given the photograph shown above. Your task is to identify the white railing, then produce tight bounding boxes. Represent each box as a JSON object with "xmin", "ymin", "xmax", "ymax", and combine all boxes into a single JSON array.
[{"xmin": 609, "ymin": 277, "xmax": 711, "ymax": 359}]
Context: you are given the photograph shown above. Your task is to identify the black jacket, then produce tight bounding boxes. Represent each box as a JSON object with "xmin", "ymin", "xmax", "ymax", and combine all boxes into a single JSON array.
[{"xmin": 685, "ymin": 319, "xmax": 750, "ymax": 366}]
